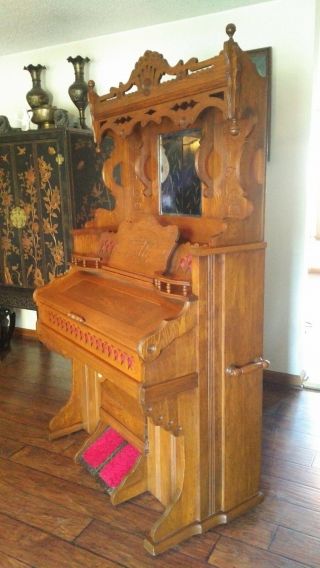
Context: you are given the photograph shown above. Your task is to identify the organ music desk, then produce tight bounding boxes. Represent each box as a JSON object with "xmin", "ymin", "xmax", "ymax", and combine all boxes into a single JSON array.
[{"xmin": 35, "ymin": 24, "xmax": 269, "ymax": 554}]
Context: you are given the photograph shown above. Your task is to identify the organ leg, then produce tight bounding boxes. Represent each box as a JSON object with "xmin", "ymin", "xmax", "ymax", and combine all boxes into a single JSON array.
[
  {"xmin": 144, "ymin": 389, "xmax": 200, "ymax": 555},
  {"xmin": 49, "ymin": 360, "xmax": 103, "ymax": 440}
]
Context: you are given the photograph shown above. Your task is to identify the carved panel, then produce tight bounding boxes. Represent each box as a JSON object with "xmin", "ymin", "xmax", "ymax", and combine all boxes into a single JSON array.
[
  {"xmin": 108, "ymin": 216, "xmax": 179, "ymax": 278},
  {"xmin": 88, "ymin": 23, "xmax": 268, "ymax": 246}
]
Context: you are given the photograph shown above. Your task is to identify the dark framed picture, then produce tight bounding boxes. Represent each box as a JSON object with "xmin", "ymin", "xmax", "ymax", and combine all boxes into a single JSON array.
[{"xmin": 247, "ymin": 47, "xmax": 272, "ymax": 160}]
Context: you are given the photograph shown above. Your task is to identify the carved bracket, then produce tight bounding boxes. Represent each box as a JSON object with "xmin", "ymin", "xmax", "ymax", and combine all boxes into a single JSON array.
[
  {"xmin": 138, "ymin": 301, "xmax": 197, "ymax": 361},
  {"xmin": 212, "ymin": 114, "xmax": 257, "ymax": 220},
  {"xmin": 145, "ymin": 398, "xmax": 183, "ymax": 436},
  {"xmin": 195, "ymin": 120, "xmax": 213, "ymax": 198},
  {"xmin": 96, "ymin": 92, "xmax": 225, "ymax": 140},
  {"xmin": 140, "ymin": 373, "xmax": 198, "ymax": 436}
]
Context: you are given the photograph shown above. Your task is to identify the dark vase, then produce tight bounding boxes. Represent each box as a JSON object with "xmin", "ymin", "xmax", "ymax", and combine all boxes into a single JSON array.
[
  {"xmin": 67, "ymin": 56, "xmax": 90, "ymax": 129},
  {"xmin": 0, "ymin": 307, "xmax": 15, "ymax": 351},
  {"xmin": 24, "ymin": 64, "xmax": 50, "ymax": 109}
]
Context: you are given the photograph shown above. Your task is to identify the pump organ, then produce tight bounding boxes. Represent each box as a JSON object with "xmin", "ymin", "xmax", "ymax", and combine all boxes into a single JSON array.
[{"xmin": 35, "ymin": 24, "xmax": 269, "ymax": 554}]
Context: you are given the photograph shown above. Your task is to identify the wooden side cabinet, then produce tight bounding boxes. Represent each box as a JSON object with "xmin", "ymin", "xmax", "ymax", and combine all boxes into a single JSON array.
[{"xmin": 0, "ymin": 128, "xmax": 113, "ymax": 309}]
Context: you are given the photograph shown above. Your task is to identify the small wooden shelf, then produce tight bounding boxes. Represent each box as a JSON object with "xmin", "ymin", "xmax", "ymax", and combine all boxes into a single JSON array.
[
  {"xmin": 72, "ymin": 255, "xmax": 102, "ymax": 269},
  {"xmin": 154, "ymin": 273, "xmax": 192, "ymax": 299}
]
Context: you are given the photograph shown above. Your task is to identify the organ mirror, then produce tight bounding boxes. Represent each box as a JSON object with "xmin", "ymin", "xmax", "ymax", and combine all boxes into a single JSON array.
[{"xmin": 159, "ymin": 128, "xmax": 202, "ymax": 217}]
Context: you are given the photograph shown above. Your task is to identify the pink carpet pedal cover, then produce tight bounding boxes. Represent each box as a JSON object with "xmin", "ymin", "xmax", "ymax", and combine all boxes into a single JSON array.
[{"xmin": 79, "ymin": 426, "xmax": 141, "ymax": 493}]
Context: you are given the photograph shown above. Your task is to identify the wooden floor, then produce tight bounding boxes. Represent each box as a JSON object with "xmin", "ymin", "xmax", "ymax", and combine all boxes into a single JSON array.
[{"xmin": 0, "ymin": 339, "xmax": 320, "ymax": 568}]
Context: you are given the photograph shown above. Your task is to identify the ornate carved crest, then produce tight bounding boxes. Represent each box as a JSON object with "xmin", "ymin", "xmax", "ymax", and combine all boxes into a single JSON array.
[{"xmin": 108, "ymin": 51, "xmax": 205, "ymax": 98}]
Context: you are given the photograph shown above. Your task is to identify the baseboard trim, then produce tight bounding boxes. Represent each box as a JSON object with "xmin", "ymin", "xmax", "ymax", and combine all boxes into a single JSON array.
[
  {"xmin": 14, "ymin": 327, "xmax": 38, "ymax": 341},
  {"xmin": 263, "ymin": 369, "xmax": 303, "ymax": 389}
]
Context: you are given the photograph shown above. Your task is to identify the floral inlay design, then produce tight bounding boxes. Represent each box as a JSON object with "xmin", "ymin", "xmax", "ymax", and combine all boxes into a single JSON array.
[
  {"xmin": 178, "ymin": 254, "xmax": 192, "ymax": 273},
  {"xmin": 98, "ymin": 238, "xmax": 116, "ymax": 259},
  {"xmin": 0, "ymin": 142, "xmax": 67, "ymax": 288},
  {"xmin": 10, "ymin": 206, "xmax": 27, "ymax": 229},
  {"xmin": 0, "ymin": 153, "xmax": 22, "ymax": 286},
  {"xmin": 0, "ymin": 131, "xmax": 110, "ymax": 293},
  {"xmin": 37, "ymin": 149, "xmax": 65, "ymax": 282},
  {"xmin": 71, "ymin": 135, "xmax": 115, "ymax": 228}
]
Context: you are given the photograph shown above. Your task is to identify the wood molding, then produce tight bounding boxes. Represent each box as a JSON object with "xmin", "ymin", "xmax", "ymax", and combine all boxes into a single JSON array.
[
  {"xmin": 14, "ymin": 327, "xmax": 39, "ymax": 341},
  {"xmin": 263, "ymin": 369, "xmax": 303, "ymax": 389}
]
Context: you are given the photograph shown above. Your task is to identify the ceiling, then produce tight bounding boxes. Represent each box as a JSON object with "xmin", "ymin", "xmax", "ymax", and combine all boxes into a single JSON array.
[{"xmin": 0, "ymin": 0, "xmax": 274, "ymax": 57}]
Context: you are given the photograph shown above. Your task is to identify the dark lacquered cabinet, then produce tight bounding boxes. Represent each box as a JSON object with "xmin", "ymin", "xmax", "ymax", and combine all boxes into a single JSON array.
[{"xmin": 0, "ymin": 128, "xmax": 113, "ymax": 308}]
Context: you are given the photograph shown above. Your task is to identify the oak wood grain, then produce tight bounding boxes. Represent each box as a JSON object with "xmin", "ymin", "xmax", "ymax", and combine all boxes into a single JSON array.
[
  {"xmin": 0, "ymin": 456, "xmax": 158, "ymax": 534},
  {"xmin": 214, "ymin": 510, "xmax": 277, "ymax": 549},
  {"xmin": 0, "ymin": 512, "xmax": 118, "ymax": 568},
  {"xmin": 270, "ymin": 526, "xmax": 320, "ymax": 567},
  {"xmin": 264, "ymin": 456, "xmax": 320, "ymax": 490},
  {"xmin": 262, "ymin": 436, "xmax": 316, "ymax": 466},
  {"xmin": 0, "ymin": 479, "xmax": 92, "ymax": 540},
  {"xmin": 1, "ymin": 340, "xmax": 320, "ymax": 566},
  {"xmin": 11, "ymin": 445, "xmax": 103, "ymax": 490},
  {"xmin": 208, "ymin": 535, "xmax": 310, "ymax": 568},
  {"xmin": 0, "ymin": 434, "xmax": 24, "ymax": 458},
  {"xmin": 75, "ymin": 519, "xmax": 211, "ymax": 568},
  {"xmin": 0, "ymin": 551, "xmax": 33, "ymax": 567},
  {"xmin": 262, "ymin": 474, "xmax": 320, "ymax": 512},
  {"xmin": 0, "ymin": 417, "xmax": 74, "ymax": 453},
  {"xmin": 256, "ymin": 495, "xmax": 320, "ymax": 540}
]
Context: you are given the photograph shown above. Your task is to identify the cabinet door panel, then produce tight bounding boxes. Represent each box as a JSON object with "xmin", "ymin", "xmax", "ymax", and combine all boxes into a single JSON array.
[
  {"xmin": 69, "ymin": 134, "xmax": 115, "ymax": 228},
  {"xmin": 15, "ymin": 141, "xmax": 44, "ymax": 288},
  {"xmin": 0, "ymin": 144, "xmax": 24, "ymax": 287},
  {"xmin": 0, "ymin": 128, "xmax": 109, "ymax": 308},
  {"xmin": 36, "ymin": 139, "xmax": 70, "ymax": 282}
]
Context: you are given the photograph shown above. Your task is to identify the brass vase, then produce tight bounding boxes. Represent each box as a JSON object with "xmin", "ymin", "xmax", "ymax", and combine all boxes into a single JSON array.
[
  {"xmin": 67, "ymin": 56, "xmax": 90, "ymax": 129},
  {"xmin": 24, "ymin": 64, "xmax": 50, "ymax": 109},
  {"xmin": 28, "ymin": 105, "xmax": 56, "ymax": 129}
]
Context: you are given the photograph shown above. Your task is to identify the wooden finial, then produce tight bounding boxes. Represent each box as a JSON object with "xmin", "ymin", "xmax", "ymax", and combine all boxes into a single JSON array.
[{"xmin": 226, "ymin": 23, "xmax": 236, "ymax": 40}]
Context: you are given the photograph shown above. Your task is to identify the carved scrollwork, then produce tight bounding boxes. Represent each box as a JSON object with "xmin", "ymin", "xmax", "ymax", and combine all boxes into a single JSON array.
[
  {"xmin": 109, "ymin": 51, "xmax": 201, "ymax": 98},
  {"xmin": 195, "ymin": 120, "xmax": 213, "ymax": 198},
  {"xmin": 138, "ymin": 301, "xmax": 197, "ymax": 361},
  {"xmin": 211, "ymin": 114, "xmax": 256, "ymax": 220},
  {"xmin": 134, "ymin": 129, "xmax": 152, "ymax": 197}
]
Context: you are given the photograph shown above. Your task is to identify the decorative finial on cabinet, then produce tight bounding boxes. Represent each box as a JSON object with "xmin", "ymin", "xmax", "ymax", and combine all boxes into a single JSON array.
[{"xmin": 226, "ymin": 23, "xmax": 236, "ymax": 40}]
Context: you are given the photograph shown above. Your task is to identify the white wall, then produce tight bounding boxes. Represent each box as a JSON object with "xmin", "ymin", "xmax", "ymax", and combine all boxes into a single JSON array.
[{"xmin": 0, "ymin": 0, "xmax": 316, "ymax": 375}]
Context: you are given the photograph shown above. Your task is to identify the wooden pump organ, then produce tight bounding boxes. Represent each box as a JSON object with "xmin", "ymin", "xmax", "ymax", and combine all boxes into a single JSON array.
[{"xmin": 35, "ymin": 24, "xmax": 269, "ymax": 554}]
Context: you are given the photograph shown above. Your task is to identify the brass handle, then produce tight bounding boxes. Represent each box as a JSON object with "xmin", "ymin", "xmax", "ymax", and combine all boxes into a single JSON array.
[
  {"xmin": 226, "ymin": 357, "xmax": 270, "ymax": 377},
  {"xmin": 67, "ymin": 312, "xmax": 86, "ymax": 323}
]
